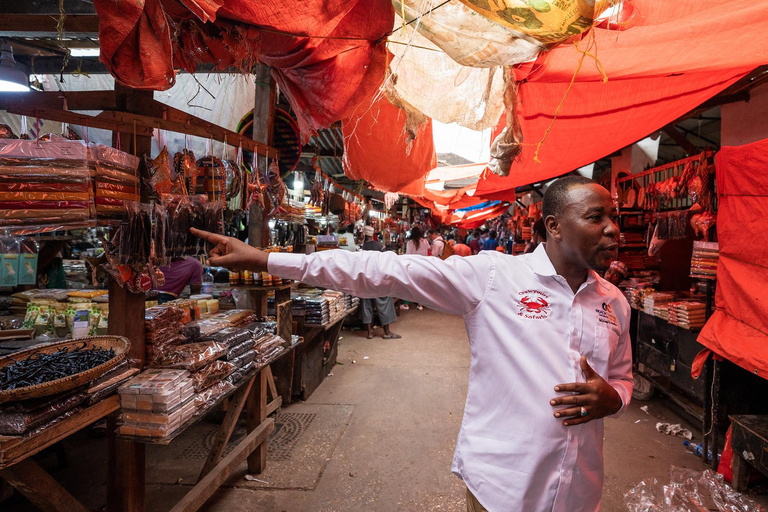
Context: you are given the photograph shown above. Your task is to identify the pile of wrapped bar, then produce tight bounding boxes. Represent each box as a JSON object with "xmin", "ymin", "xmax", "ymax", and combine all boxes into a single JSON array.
[{"xmin": 117, "ymin": 369, "xmax": 195, "ymax": 438}]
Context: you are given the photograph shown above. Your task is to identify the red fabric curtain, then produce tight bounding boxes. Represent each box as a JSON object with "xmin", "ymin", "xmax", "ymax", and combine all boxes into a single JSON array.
[
  {"xmin": 474, "ymin": 0, "xmax": 768, "ymax": 198},
  {"xmin": 698, "ymin": 138, "xmax": 768, "ymax": 378},
  {"xmin": 95, "ymin": 0, "xmax": 393, "ymax": 136}
]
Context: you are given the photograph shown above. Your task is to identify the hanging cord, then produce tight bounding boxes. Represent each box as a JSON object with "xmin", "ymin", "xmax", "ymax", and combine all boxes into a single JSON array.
[{"xmin": 533, "ymin": 30, "xmax": 606, "ymax": 163}]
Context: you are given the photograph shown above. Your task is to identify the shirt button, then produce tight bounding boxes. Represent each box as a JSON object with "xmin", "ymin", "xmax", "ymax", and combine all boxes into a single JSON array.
[{"xmin": 572, "ymin": 329, "xmax": 578, "ymax": 336}]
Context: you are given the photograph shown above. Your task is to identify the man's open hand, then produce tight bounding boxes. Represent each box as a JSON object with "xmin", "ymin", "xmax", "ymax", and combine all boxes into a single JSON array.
[
  {"xmin": 190, "ymin": 228, "xmax": 269, "ymax": 272},
  {"xmin": 549, "ymin": 356, "xmax": 622, "ymax": 426}
]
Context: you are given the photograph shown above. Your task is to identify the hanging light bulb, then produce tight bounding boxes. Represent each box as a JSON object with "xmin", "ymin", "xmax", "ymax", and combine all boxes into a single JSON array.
[
  {"xmin": 293, "ymin": 171, "xmax": 304, "ymax": 197},
  {"xmin": 0, "ymin": 42, "xmax": 29, "ymax": 92}
]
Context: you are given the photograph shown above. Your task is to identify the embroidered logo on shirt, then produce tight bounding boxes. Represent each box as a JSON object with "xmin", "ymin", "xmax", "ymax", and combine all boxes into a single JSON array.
[
  {"xmin": 518, "ymin": 290, "xmax": 551, "ymax": 319},
  {"xmin": 596, "ymin": 302, "xmax": 619, "ymax": 326}
]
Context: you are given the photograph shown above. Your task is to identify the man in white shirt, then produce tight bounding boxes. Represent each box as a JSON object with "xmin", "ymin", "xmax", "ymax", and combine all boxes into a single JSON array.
[
  {"xmin": 336, "ymin": 225, "xmax": 357, "ymax": 252},
  {"xmin": 192, "ymin": 176, "xmax": 632, "ymax": 512},
  {"xmin": 428, "ymin": 228, "xmax": 446, "ymax": 258}
]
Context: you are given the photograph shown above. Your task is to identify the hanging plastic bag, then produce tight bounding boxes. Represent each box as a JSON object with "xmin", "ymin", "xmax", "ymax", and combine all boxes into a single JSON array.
[{"xmin": 649, "ymin": 224, "xmax": 666, "ymax": 257}]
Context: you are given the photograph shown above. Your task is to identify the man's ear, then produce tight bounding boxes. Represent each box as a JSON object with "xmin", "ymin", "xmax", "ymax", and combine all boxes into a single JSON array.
[{"xmin": 544, "ymin": 215, "xmax": 562, "ymax": 241}]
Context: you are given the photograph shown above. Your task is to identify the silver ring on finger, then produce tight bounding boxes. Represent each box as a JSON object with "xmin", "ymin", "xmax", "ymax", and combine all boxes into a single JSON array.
[{"xmin": 580, "ymin": 406, "xmax": 587, "ymax": 417}]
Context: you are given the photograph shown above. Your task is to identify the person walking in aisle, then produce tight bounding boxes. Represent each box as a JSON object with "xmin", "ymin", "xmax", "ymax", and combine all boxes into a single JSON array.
[
  {"xmin": 468, "ymin": 230, "xmax": 482, "ymax": 255},
  {"xmin": 192, "ymin": 176, "xmax": 632, "ymax": 512},
  {"xmin": 428, "ymin": 228, "xmax": 446, "ymax": 258},
  {"xmin": 481, "ymin": 230, "xmax": 499, "ymax": 251},
  {"xmin": 360, "ymin": 226, "xmax": 401, "ymax": 339},
  {"xmin": 402, "ymin": 226, "xmax": 428, "ymax": 310}
]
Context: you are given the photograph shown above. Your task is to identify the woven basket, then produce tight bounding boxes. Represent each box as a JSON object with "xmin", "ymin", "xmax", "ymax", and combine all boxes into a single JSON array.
[{"xmin": 0, "ymin": 335, "xmax": 130, "ymax": 403}]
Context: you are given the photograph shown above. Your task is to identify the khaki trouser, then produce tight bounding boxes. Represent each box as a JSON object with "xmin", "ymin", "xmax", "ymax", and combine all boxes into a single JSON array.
[{"xmin": 466, "ymin": 488, "xmax": 488, "ymax": 512}]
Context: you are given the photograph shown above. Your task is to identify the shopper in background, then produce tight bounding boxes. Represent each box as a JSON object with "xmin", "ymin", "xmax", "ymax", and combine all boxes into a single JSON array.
[
  {"xmin": 403, "ymin": 226, "xmax": 428, "ymax": 310},
  {"xmin": 452, "ymin": 240, "xmax": 472, "ymax": 257},
  {"xmin": 428, "ymin": 229, "xmax": 446, "ymax": 258},
  {"xmin": 360, "ymin": 226, "xmax": 401, "ymax": 339},
  {"xmin": 482, "ymin": 230, "xmax": 499, "ymax": 251},
  {"xmin": 337, "ymin": 225, "xmax": 357, "ymax": 252},
  {"xmin": 156, "ymin": 257, "xmax": 203, "ymax": 303},
  {"xmin": 191, "ymin": 175, "xmax": 631, "ymax": 512},
  {"xmin": 604, "ymin": 260, "xmax": 629, "ymax": 286},
  {"xmin": 468, "ymin": 230, "xmax": 482, "ymax": 255},
  {"xmin": 525, "ymin": 218, "xmax": 548, "ymax": 254}
]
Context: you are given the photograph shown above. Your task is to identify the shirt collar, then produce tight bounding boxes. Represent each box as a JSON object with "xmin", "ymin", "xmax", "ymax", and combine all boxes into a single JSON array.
[{"xmin": 529, "ymin": 243, "xmax": 600, "ymax": 289}]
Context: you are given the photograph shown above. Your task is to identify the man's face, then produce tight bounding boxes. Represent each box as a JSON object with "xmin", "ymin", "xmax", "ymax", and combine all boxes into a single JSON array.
[
  {"xmin": 429, "ymin": 233, "xmax": 437, "ymax": 241},
  {"xmin": 553, "ymin": 184, "xmax": 619, "ymax": 272},
  {"xmin": 604, "ymin": 269, "xmax": 622, "ymax": 286}
]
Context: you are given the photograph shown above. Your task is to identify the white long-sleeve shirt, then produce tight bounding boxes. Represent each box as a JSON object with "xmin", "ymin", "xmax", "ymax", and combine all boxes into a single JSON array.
[{"xmin": 268, "ymin": 244, "xmax": 633, "ymax": 512}]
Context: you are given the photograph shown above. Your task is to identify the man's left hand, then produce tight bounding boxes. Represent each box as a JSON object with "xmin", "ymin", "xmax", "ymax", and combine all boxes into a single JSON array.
[{"xmin": 549, "ymin": 356, "xmax": 622, "ymax": 426}]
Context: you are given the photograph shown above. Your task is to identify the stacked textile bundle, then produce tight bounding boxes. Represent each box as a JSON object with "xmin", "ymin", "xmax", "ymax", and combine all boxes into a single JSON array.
[
  {"xmin": 118, "ymin": 369, "xmax": 195, "ymax": 438},
  {"xmin": 667, "ymin": 302, "xmax": 707, "ymax": 330},
  {"xmin": 304, "ymin": 297, "xmax": 330, "ymax": 325},
  {"xmin": 323, "ymin": 291, "xmax": 346, "ymax": 323},
  {"xmin": 0, "ymin": 138, "xmax": 92, "ymax": 233},
  {"xmin": 89, "ymin": 143, "xmax": 140, "ymax": 221},
  {"xmin": 690, "ymin": 241, "xmax": 719, "ymax": 280}
]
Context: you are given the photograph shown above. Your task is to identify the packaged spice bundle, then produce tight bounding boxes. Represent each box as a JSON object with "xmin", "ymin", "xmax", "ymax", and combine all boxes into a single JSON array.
[
  {"xmin": 152, "ymin": 341, "xmax": 227, "ymax": 372},
  {"xmin": 191, "ymin": 360, "xmax": 236, "ymax": 393}
]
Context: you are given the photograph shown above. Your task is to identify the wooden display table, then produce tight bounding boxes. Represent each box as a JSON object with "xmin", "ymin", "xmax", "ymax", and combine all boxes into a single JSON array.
[
  {"xmin": 0, "ymin": 395, "xmax": 120, "ymax": 512},
  {"xmin": 729, "ymin": 415, "xmax": 768, "ymax": 492}
]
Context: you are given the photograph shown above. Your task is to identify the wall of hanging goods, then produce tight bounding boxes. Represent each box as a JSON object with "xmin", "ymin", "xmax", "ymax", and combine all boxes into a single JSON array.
[{"xmin": 0, "ymin": 84, "xmax": 300, "ymax": 512}]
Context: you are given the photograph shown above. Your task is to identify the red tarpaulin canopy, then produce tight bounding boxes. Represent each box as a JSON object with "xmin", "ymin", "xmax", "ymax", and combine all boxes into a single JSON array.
[
  {"xmin": 698, "ymin": 138, "xmax": 768, "ymax": 378},
  {"xmin": 95, "ymin": 0, "xmax": 393, "ymax": 136},
  {"xmin": 474, "ymin": 0, "xmax": 768, "ymax": 199}
]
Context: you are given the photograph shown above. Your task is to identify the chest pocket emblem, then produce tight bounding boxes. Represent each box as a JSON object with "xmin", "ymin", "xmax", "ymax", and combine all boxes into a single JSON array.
[{"xmin": 517, "ymin": 290, "xmax": 551, "ymax": 320}]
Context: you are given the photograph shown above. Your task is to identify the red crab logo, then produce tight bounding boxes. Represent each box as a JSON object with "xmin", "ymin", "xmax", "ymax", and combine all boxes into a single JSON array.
[{"xmin": 518, "ymin": 291, "xmax": 551, "ymax": 319}]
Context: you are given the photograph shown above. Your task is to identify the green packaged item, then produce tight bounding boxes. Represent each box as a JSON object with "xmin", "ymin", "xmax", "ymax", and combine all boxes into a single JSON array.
[
  {"xmin": 67, "ymin": 304, "xmax": 91, "ymax": 338},
  {"xmin": 0, "ymin": 239, "xmax": 20, "ymax": 287},
  {"xmin": 34, "ymin": 305, "xmax": 55, "ymax": 339},
  {"xmin": 53, "ymin": 304, "xmax": 69, "ymax": 337},
  {"xmin": 23, "ymin": 303, "xmax": 40, "ymax": 329},
  {"xmin": 18, "ymin": 240, "xmax": 39, "ymax": 286},
  {"xmin": 96, "ymin": 308, "xmax": 109, "ymax": 335}
]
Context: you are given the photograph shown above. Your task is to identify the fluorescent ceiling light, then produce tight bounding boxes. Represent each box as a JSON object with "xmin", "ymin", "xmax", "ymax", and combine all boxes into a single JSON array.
[{"xmin": 69, "ymin": 48, "xmax": 100, "ymax": 57}]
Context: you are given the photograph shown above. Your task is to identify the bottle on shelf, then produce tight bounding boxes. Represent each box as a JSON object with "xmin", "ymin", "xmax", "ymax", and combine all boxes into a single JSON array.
[{"xmin": 202, "ymin": 268, "xmax": 214, "ymax": 294}]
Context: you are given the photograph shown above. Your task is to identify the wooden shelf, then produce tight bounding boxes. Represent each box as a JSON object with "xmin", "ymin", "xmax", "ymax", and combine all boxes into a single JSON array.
[
  {"xmin": 0, "ymin": 395, "xmax": 119, "ymax": 468},
  {"xmin": 230, "ymin": 283, "xmax": 294, "ymax": 292},
  {"xmin": 117, "ymin": 349, "xmax": 293, "ymax": 446}
]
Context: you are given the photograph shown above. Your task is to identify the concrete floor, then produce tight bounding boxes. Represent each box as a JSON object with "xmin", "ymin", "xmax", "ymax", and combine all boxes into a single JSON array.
[{"xmin": 6, "ymin": 308, "xmax": 768, "ymax": 511}]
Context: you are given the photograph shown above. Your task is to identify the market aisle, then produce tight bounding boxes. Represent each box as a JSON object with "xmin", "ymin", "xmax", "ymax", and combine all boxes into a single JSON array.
[{"xmin": 142, "ymin": 308, "xmax": 768, "ymax": 511}]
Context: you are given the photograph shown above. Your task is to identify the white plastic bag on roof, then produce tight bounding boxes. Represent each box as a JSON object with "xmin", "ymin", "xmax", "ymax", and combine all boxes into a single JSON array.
[
  {"xmin": 392, "ymin": 0, "xmax": 543, "ymax": 68},
  {"xmin": 388, "ymin": 21, "xmax": 507, "ymax": 130}
]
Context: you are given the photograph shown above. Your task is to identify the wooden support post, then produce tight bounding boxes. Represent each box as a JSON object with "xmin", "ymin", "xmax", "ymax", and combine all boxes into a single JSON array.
[
  {"xmin": 107, "ymin": 84, "xmax": 154, "ymax": 512},
  {"xmin": 246, "ymin": 370, "xmax": 268, "ymax": 474},
  {"xmin": 198, "ymin": 376, "xmax": 255, "ymax": 481},
  {"xmin": 249, "ymin": 64, "xmax": 277, "ymax": 248},
  {"xmin": 0, "ymin": 458, "xmax": 89, "ymax": 512}
]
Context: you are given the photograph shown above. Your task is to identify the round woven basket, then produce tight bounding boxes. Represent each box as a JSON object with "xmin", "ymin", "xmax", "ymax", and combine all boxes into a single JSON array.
[{"xmin": 0, "ymin": 335, "xmax": 130, "ymax": 403}]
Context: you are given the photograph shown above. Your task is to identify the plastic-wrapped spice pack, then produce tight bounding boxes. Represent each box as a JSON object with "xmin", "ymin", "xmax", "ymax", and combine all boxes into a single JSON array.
[{"xmin": 118, "ymin": 369, "xmax": 195, "ymax": 437}]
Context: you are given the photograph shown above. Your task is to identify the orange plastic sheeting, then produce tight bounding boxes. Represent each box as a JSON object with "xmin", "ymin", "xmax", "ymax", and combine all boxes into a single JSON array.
[
  {"xmin": 475, "ymin": 0, "xmax": 768, "ymax": 198},
  {"xmin": 342, "ymin": 96, "xmax": 437, "ymax": 194},
  {"xmin": 698, "ymin": 138, "xmax": 768, "ymax": 379},
  {"xmin": 95, "ymin": 0, "xmax": 393, "ymax": 135}
]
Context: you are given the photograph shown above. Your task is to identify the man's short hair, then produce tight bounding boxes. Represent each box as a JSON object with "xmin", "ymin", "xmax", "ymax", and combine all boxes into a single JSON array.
[
  {"xmin": 542, "ymin": 176, "xmax": 597, "ymax": 219},
  {"xmin": 473, "ymin": 230, "xmax": 481, "ymax": 236},
  {"xmin": 427, "ymin": 228, "xmax": 438, "ymax": 235},
  {"xmin": 489, "ymin": 230, "xmax": 498, "ymax": 239}
]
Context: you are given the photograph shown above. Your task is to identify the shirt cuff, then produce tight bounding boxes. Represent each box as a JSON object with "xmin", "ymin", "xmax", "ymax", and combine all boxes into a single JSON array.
[
  {"xmin": 267, "ymin": 252, "xmax": 306, "ymax": 281},
  {"xmin": 607, "ymin": 383, "xmax": 631, "ymax": 419}
]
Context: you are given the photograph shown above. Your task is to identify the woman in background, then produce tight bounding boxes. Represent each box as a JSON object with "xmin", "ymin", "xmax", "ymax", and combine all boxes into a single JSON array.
[{"xmin": 401, "ymin": 226, "xmax": 428, "ymax": 310}]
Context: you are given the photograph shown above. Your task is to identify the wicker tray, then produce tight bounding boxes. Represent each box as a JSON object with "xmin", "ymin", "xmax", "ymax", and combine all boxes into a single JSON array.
[{"xmin": 0, "ymin": 336, "xmax": 130, "ymax": 403}]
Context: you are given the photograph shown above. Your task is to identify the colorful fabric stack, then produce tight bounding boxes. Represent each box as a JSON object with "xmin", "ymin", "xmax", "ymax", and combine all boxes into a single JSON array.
[
  {"xmin": 668, "ymin": 302, "xmax": 707, "ymax": 330},
  {"xmin": 89, "ymin": 144, "xmax": 140, "ymax": 222},
  {"xmin": 690, "ymin": 241, "xmax": 719, "ymax": 280},
  {"xmin": 0, "ymin": 138, "xmax": 92, "ymax": 234}
]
